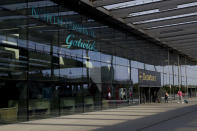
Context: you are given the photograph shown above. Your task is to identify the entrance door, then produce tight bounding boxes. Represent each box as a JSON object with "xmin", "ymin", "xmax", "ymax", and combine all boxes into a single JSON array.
[
  {"xmin": 140, "ymin": 87, "xmax": 150, "ymax": 103},
  {"xmin": 150, "ymin": 87, "xmax": 160, "ymax": 102},
  {"xmin": 140, "ymin": 87, "xmax": 160, "ymax": 103}
]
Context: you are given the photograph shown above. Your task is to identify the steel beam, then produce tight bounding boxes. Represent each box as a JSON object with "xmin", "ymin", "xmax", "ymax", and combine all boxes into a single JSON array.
[
  {"xmin": 111, "ymin": 0, "xmax": 197, "ymax": 18},
  {"xmin": 134, "ymin": 14, "xmax": 197, "ymax": 29},
  {"xmin": 125, "ymin": 6, "xmax": 197, "ymax": 23},
  {"xmin": 145, "ymin": 22, "xmax": 197, "ymax": 34},
  {"xmin": 92, "ymin": 0, "xmax": 133, "ymax": 7},
  {"xmin": 161, "ymin": 33, "xmax": 197, "ymax": 42}
]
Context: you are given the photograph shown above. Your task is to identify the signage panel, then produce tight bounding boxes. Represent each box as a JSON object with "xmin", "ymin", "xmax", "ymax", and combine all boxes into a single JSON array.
[{"xmin": 138, "ymin": 69, "xmax": 161, "ymax": 87}]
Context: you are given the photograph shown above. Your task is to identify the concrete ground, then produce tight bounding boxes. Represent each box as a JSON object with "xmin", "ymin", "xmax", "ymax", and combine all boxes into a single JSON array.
[{"xmin": 0, "ymin": 98, "xmax": 197, "ymax": 131}]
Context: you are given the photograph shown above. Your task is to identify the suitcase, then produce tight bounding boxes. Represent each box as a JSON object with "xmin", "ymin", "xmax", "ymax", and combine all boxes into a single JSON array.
[{"xmin": 184, "ymin": 100, "xmax": 189, "ymax": 104}]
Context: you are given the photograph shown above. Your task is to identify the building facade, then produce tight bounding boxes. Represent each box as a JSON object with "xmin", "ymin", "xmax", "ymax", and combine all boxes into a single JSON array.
[{"xmin": 0, "ymin": 0, "xmax": 197, "ymax": 124}]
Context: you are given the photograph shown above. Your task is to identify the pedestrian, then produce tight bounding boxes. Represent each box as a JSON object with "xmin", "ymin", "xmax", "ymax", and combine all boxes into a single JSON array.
[
  {"xmin": 165, "ymin": 92, "xmax": 169, "ymax": 103},
  {"xmin": 108, "ymin": 91, "xmax": 111, "ymax": 100},
  {"xmin": 107, "ymin": 87, "xmax": 111, "ymax": 100},
  {"xmin": 177, "ymin": 90, "xmax": 183, "ymax": 103},
  {"xmin": 129, "ymin": 90, "xmax": 133, "ymax": 104}
]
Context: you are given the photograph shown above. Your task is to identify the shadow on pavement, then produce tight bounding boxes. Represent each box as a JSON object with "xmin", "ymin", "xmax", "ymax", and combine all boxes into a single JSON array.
[{"xmin": 92, "ymin": 104, "xmax": 197, "ymax": 131}]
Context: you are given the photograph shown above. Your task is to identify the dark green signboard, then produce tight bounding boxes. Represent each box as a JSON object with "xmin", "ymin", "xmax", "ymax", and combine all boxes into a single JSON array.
[{"xmin": 138, "ymin": 69, "xmax": 161, "ymax": 87}]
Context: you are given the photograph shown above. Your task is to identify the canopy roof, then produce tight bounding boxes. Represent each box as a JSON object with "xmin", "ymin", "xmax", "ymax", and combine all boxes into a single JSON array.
[{"xmin": 82, "ymin": 0, "xmax": 197, "ymax": 60}]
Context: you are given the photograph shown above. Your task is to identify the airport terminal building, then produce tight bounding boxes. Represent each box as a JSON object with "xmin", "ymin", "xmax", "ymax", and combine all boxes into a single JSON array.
[{"xmin": 0, "ymin": 0, "xmax": 197, "ymax": 124}]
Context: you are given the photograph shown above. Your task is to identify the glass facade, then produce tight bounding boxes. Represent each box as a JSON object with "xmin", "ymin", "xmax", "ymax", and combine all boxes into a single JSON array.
[{"xmin": 0, "ymin": 0, "xmax": 197, "ymax": 124}]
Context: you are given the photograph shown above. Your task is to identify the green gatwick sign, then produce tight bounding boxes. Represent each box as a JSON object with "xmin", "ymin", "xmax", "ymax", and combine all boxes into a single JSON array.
[{"xmin": 66, "ymin": 34, "xmax": 96, "ymax": 51}]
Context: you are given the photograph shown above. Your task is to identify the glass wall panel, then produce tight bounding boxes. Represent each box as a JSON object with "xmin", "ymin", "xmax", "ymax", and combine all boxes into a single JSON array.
[
  {"xmin": 114, "ymin": 56, "xmax": 129, "ymax": 66},
  {"xmin": 145, "ymin": 64, "xmax": 155, "ymax": 71},
  {"xmin": 131, "ymin": 68, "xmax": 138, "ymax": 84},
  {"xmin": 114, "ymin": 65, "xmax": 130, "ymax": 83},
  {"xmin": 100, "ymin": 53, "xmax": 112, "ymax": 63},
  {"xmin": 101, "ymin": 62, "xmax": 113, "ymax": 83},
  {"xmin": 131, "ymin": 68, "xmax": 139, "ymax": 103},
  {"xmin": 60, "ymin": 56, "xmax": 83, "ymax": 81},
  {"xmin": 87, "ymin": 50, "xmax": 100, "ymax": 61},
  {"xmin": 131, "ymin": 60, "xmax": 138, "ymax": 68},
  {"xmin": 155, "ymin": 66, "xmax": 163, "ymax": 73},
  {"xmin": 0, "ymin": 0, "xmax": 28, "ymax": 123},
  {"xmin": 137, "ymin": 61, "xmax": 144, "ymax": 69}
]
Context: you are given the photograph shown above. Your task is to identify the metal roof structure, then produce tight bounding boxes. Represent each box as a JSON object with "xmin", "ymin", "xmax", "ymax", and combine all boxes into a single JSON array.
[{"xmin": 81, "ymin": 0, "xmax": 197, "ymax": 60}]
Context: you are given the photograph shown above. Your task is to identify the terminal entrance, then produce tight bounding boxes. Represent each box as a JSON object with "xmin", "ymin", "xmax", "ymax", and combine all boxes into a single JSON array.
[
  {"xmin": 138, "ymin": 69, "xmax": 161, "ymax": 103},
  {"xmin": 140, "ymin": 87, "xmax": 160, "ymax": 103}
]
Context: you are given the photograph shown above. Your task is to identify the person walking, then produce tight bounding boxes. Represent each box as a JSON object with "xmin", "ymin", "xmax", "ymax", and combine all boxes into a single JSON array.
[
  {"xmin": 165, "ymin": 92, "xmax": 169, "ymax": 103},
  {"xmin": 177, "ymin": 90, "xmax": 183, "ymax": 103}
]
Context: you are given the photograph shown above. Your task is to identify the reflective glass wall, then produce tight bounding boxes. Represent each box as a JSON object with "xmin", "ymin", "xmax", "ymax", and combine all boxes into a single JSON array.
[{"xmin": 0, "ymin": 0, "xmax": 197, "ymax": 124}]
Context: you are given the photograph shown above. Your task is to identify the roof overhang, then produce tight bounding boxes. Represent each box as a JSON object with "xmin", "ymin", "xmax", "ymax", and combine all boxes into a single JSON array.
[{"xmin": 81, "ymin": 0, "xmax": 197, "ymax": 61}]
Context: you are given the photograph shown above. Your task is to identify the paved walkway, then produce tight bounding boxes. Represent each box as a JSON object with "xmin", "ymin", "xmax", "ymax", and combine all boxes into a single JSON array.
[{"xmin": 0, "ymin": 98, "xmax": 197, "ymax": 131}]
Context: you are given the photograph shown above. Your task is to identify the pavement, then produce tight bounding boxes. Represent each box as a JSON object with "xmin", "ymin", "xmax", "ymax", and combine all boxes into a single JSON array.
[{"xmin": 0, "ymin": 97, "xmax": 197, "ymax": 131}]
